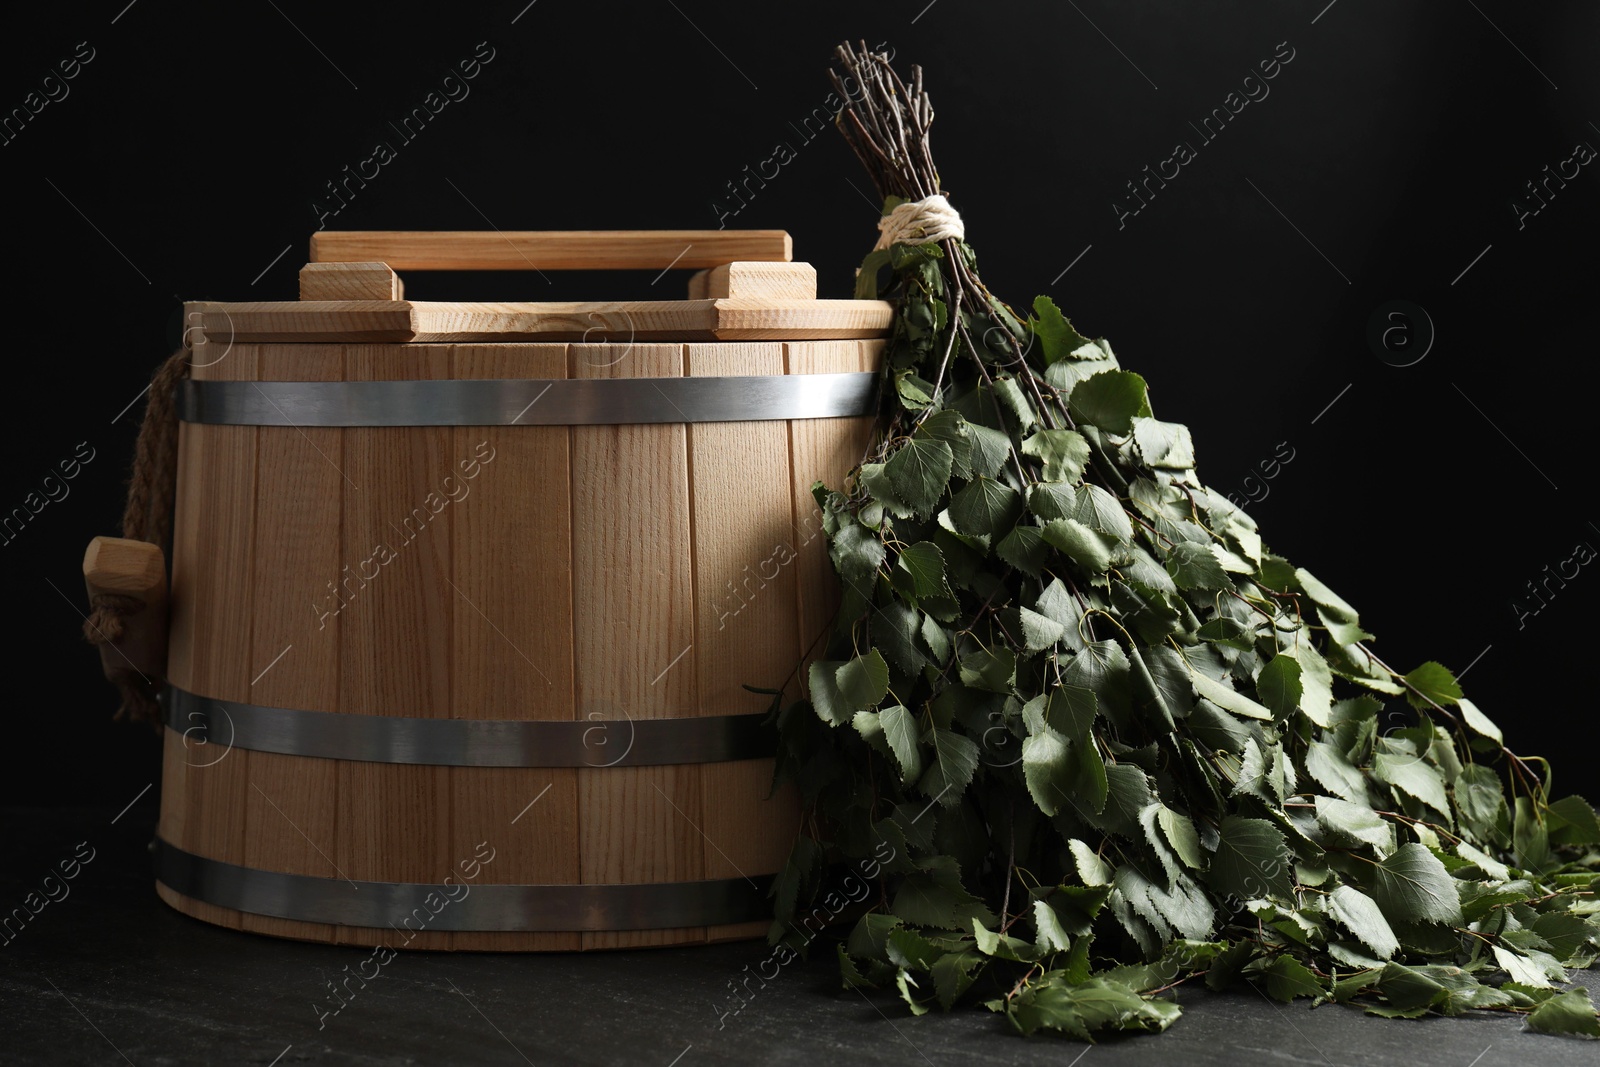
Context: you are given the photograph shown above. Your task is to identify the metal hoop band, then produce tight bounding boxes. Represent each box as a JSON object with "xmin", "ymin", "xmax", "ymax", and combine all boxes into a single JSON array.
[
  {"xmin": 176, "ymin": 373, "xmax": 878, "ymax": 426},
  {"xmin": 164, "ymin": 687, "xmax": 777, "ymax": 768},
  {"xmin": 154, "ymin": 839, "xmax": 773, "ymax": 932}
]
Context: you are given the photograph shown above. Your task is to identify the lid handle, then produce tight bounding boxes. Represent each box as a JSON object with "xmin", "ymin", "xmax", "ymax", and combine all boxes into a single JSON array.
[{"xmin": 308, "ymin": 230, "xmax": 792, "ymax": 272}]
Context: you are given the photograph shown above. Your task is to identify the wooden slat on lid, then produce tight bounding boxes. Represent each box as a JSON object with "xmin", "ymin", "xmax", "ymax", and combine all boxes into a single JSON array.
[
  {"xmin": 200, "ymin": 298, "xmax": 894, "ymax": 343},
  {"xmin": 310, "ymin": 230, "xmax": 792, "ymax": 270}
]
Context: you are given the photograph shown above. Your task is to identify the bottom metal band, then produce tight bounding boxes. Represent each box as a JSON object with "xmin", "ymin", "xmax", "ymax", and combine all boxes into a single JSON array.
[{"xmin": 154, "ymin": 839, "xmax": 774, "ymax": 932}]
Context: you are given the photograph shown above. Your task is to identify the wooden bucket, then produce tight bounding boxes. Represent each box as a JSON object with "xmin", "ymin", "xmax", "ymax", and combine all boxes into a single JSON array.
[{"xmin": 127, "ymin": 231, "xmax": 889, "ymax": 949}]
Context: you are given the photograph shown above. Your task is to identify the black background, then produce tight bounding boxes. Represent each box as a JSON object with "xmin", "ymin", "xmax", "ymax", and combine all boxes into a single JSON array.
[{"xmin": 3, "ymin": 1, "xmax": 1595, "ymax": 809}]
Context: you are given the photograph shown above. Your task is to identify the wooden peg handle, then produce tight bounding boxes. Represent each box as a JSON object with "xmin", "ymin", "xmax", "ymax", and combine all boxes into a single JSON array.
[{"xmin": 82, "ymin": 536, "xmax": 169, "ymax": 691}]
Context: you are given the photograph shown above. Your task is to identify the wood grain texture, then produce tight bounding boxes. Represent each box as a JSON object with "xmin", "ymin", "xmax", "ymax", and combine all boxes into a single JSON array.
[
  {"xmin": 336, "ymin": 344, "xmax": 454, "ymax": 947},
  {"xmin": 199, "ymin": 299, "xmax": 894, "ymax": 344},
  {"xmin": 299, "ymin": 262, "xmax": 401, "ymax": 301},
  {"xmin": 701, "ymin": 262, "xmax": 817, "ymax": 301},
  {"xmin": 310, "ymin": 230, "xmax": 792, "ymax": 270},
  {"xmin": 709, "ymin": 299, "xmax": 893, "ymax": 340},
  {"xmin": 164, "ymin": 335, "xmax": 259, "ymax": 931},
  {"xmin": 687, "ymin": 341, "xmax": 802, "ymax": 941},
  {"xmin": 201, "ymin": 304, "xmax": 413, "ymax": 344},
  {"xmin": 158, "ymin": 335, "xmax": 888, "ymax": 950},
  {"xmin": 238, "ymin": 344, "xmax": 345, "ymax": 943},
  {"xmin": 572, "ymin": 342, "xmax": 702, "ymax": 949},
  {"xmin": 448, "ymin": 343, "xmax": 580, "ymax": 951},
  {"xmin": 82, "ymin": 536, "xmax": 167, "ymax": 686}
]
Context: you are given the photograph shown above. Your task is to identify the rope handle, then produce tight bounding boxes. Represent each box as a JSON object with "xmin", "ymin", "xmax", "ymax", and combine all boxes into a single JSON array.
[{"xmin": 83, "ymin": 346, "xmax": 189, "ymax": 725}]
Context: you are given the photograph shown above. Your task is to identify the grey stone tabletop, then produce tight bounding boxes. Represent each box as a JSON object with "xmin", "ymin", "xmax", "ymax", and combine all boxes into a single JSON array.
[{"xmin": 3, "ymin": 807, "xmax": 1595, "ymax": 1067}]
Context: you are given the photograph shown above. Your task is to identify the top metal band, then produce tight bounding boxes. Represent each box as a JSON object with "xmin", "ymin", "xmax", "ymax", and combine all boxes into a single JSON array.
[
  {"xmin": 163, "ymin": 686, "xmax": 777, "ymax": 768},
  {"xmin": 176, "ymin": 373, "xmax": 878, "ymax": 426}
]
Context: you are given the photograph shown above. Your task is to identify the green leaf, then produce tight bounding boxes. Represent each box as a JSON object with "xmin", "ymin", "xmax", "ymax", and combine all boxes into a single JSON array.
[
  {"xmin": 807, "ymin": 660, "xmax": 851, "ymax": 725},
  {"xmin": 1067, "ymin": 483, "xmax": 1135, "ymax": 540},
  {"xmin": 1189, "ymin": 667, "xmax": 1274, "ymax": 721},
  {"xmin": 847, "ymin": 911, "xmax": 902, "ymax": 961},
  {"xmin": 1315, "ymin": 796, "xmax": 1393, "ymax": 854},
  {"xmin": 1030, "ymin": 294, "xmax": 1090, "ymax": 364},
  {"xmin": 959, "ymin": 647, "xmax": 1016, "ymax": 693},
  {"xmin": 1042, "ymin": 518, "xmax": 1114, "ymax": 573},
  {"xmin": 1328, "ymin": 885, "xmax": 1399, "ymax": 959},
  {"xmin": 1018, "ymin": 605, "xmax": 1065, "ymax": 652},
  {"xmin": 1373, "ymin": 746, "xmax": 1451, "ymax": 816},
  {"xmin": 1033, "ymin": 899, "xmax": 1073, "ymax": 953},
  {"xmin": 836, "ymin": 650, "xmax": 890, "ymax": 710},
  {"xmin": 1069, "ymin": 839, "xmax": 1112, "ymax": 886},
  {"xmin": 1514, "ymin": 795, "xmax": 1552, "ymax": 872},
  {"xmin": 879, "ymin": 704, "xmax": 922, "ymax": 784},
  {"xmin": 1493, "ymin": 945, "xmax": 1557, "ymax": 989},
  {"xmin": 895, "ymin": 541, "xmax": 949, "ymax": 601},
  {"xmin": 1294, "ymin": 567, "xmax": 1358, "ymax": 623},
  {"xmin": 992, "ymin": 376, "xmax": 1036, "ymax": 430},
  {"xmin": 1021, "ymin": 429, "xmax": 1091, "ymax": 483},
  {"xmin": 914, "ymin": 410, "xmax": 973, "ymax": 480},
  {"xmin": 1131, "ymin": 417, "xmax": 1196, "ymax": 470},
  {"xmin": 964, "ymin": 423, "xmax": 1012, "ymax": 478},
  {"xmin": 858, "ymin": 462, "xmax": 912, "ymax": 519},
  {"xmin": 895, "ymin": 969, "xmax": 931, "ymax": 1016},
  {"xmin": 1167, "ymin": 542, "xmax": 1230, "ymax": 591},
  {"xmin": 829, "ymin": 523, "xmax": 884, "ymax": 581},
  {"xmin": 1548, "ymin": 794, "xmax": 1600, "ymax": 845},
  {"xmin": 1255, "ymin": 655, "xmax": 1303, "ymax": 720},
  {"xmin": 1367, "ymin": 843, "xmax": 1462, "ymax": 924},
  {"xmin": 1453, "ymin": 764, "xmax": 1505, "ymax": 841},
  {"xmin": 948, "ymin": 477, "xmax": 1022, "ymax": 537},
  {"xmin": 885, "ymin": 438, "xmax": 954, "ymax": 518},
  {"xmin": 896, "ymin": 371, "xmax": 935, "ymax": 411},
  {"xmin": 1305, "ymin": 741, "xmax": 1370, "ymax": 803},
  {"xmin": 995, "ymin": 524, "xmax": 1049, "ymax": 578},
  {"xmin": 1261, "ymin": 955, "xmax": 1326, "ymax": 1001},
  {"xmin": 1526, "ymin": 988, "xmax": 1600, "ymax": 1038},
  {"xmin": 836, "ymin": 943, "xmax": 872, "ymax": 989},
  {"xmin": 1456, "ymin": 697, "xmax": 1502, "ymax": 744},
  {"xmin": 1403, "ymin": 661, "xmax": 1463, "ymax": 710},
  {"xmin": 1022, "ymin": 729, "xmax": 1071, "ymax": 817},
  {"xmin": 1043, "ymin": 685, "xmax": 1098, "ymax": 741},
  {"xmin": 1068, "ymin": 369, "xmax": 1151, "ymax": 435},
  {"xmin": 920, "ymin": 726, "xmax": 980, "ymax": 806},
  {"xmin": 1158, "ymin": 807, "xmax": 1206, "ymax": 871},
  {"xmin": 1209, "ymin": 816, "xmax": 1294, "ymax": 902},
  {"xmin": 886, "ymin": 926, "xmax": 943, "ymax": 971},
  {"xmin": 772, "ymin": 835, "xmax": 821, "ymax": 920},
  {"xmin": 1291, "ymin": 645, "xmax": 1335, "ymax": 728},
  {"xmin": 931, "ymin": 952, "xmax": 982, "ymax": 1010},
  {"xmin": 1070, "ymin": 737, "xmax": 1110, "ymax": 815},
  {"xmin": 892, "ymin": 858, "xmax": 994, "ymax": 929}
]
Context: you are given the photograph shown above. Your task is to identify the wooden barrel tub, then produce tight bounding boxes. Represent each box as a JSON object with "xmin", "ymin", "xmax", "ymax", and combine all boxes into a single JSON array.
[{"xmin": 144, "ymin": 231, "xmax": 889, "ymax": 949}]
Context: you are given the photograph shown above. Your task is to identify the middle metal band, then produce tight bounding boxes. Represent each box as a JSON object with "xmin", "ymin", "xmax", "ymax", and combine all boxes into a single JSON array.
[
  {"xmin": 164, "ymin": 686, "xmax": 777, "ymax": 767},
  {"xmin": 176, "ymin": 372, "xmax": 879, "ymax": 426}
]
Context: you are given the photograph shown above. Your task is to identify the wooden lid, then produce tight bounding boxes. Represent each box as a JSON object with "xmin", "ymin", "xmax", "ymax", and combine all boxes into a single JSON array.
[{"xmin": 199, "ymin": 231, "xmax": 893, "ymax": 343}]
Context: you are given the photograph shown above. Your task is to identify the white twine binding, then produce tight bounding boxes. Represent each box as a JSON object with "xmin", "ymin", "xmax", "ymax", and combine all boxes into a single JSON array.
[{"xmin": 873, "ymin": 194, "xmax": 965, "ymax": 249}]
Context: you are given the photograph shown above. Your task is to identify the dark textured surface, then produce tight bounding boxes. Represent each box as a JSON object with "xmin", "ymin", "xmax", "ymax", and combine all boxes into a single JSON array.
[{"xmin": 2, "ymin": 806, "xmax": 1596, "ymax": 1066}]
